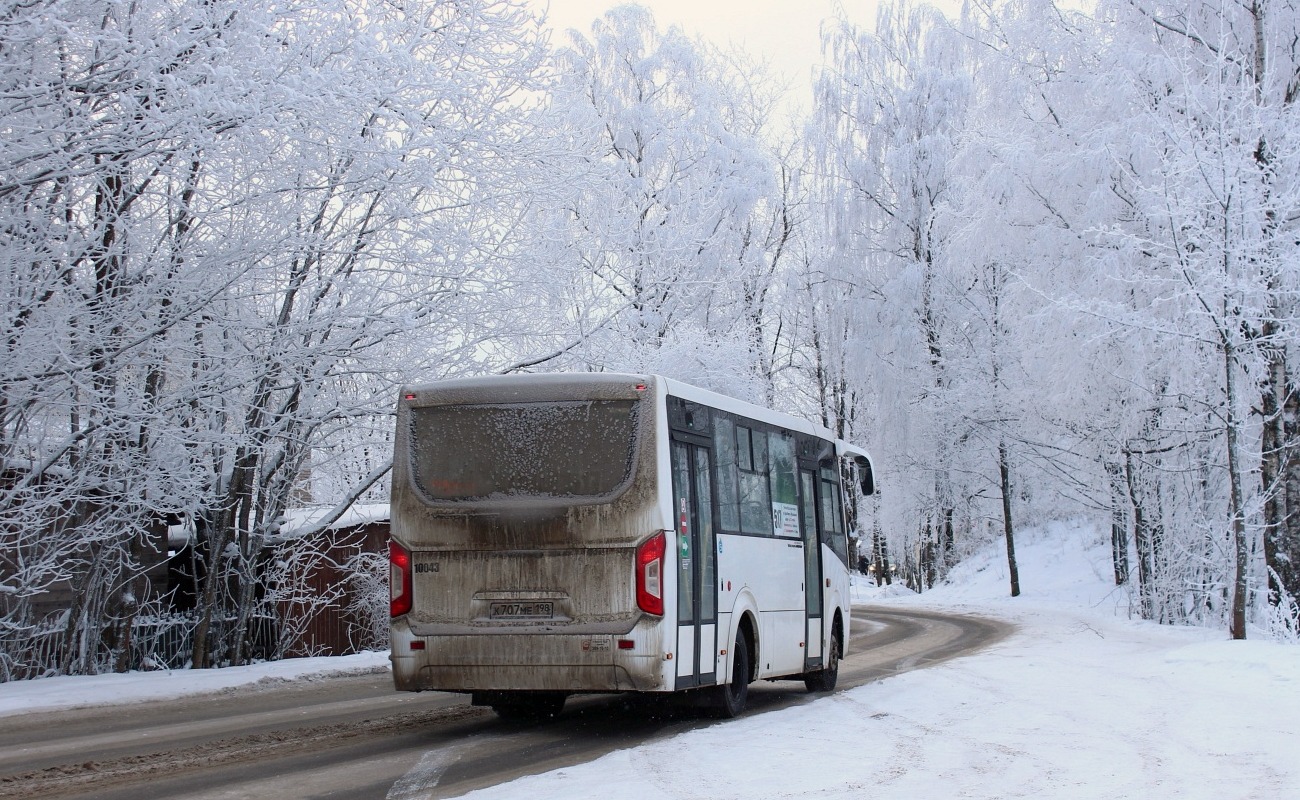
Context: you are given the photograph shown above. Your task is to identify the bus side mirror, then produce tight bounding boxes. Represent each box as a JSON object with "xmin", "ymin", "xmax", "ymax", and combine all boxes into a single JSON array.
[{"xmin": 855, "ymin": 456, "xmax": 875, "ymax": 496}]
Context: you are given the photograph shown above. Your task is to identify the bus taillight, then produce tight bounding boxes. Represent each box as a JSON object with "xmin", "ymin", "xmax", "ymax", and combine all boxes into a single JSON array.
[
  {"xmin": 390, "ymin": 539, "xmax": 413, "ymax": 618},
  {"xmin": 636, "ymin": 532, "xmax": 666, "ymax": 616}
]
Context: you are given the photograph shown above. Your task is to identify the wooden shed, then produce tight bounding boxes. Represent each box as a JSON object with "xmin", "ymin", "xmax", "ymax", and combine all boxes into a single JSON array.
[{"xmin": 272, "ymin": 504, "xmax": 391, "ymax": 657}]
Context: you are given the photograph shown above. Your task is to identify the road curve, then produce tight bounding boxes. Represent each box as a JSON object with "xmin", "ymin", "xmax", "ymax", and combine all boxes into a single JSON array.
[{"xmin": 0, "ymin": 606, "xmax": 1011, "ymax": 799}]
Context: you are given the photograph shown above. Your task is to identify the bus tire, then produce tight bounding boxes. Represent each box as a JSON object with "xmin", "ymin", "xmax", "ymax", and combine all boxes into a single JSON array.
[
  {"xmin": 804, "ymin": 628, "xmax": 840, "ymax": 693},
  {"xmin": 711, "ymin": 632, "xmax": 750, "ymax": 718}
]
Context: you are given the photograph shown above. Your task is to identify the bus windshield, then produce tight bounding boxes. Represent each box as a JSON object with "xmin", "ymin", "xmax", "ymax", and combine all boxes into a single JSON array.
[{"xmin": 409, "ymin": 399, "xmax": 641, "ymax": 503}]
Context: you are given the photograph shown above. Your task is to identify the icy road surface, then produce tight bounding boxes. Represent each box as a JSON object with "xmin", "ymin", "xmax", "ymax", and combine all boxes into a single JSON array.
[{"xmin": 0, "ymin": 607, "xmax": 1003, "ymax": 799}]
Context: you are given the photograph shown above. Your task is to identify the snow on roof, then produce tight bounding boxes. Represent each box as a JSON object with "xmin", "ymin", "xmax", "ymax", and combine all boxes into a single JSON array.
[
  {"xmin": 166, "ymin": 521, "xmax": 194, "ymax": 550},
  {"xmin": 165, "ymin": 504, "xmax": 390, "ymax": 549},
  {"xmin": 275, "ymin": 503, "xmax": 390, "ymax": 539}
]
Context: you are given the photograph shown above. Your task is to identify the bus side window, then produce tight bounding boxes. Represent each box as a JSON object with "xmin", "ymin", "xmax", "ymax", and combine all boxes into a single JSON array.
[
  {"xmin": 820, "ymin": 466, "xmax": 848, "ymax": 564},
  {"xmin": 714, "ymin": 417, "xmax": 739, "ymax": 531},
  {"xmin": 738, "ymin": 425, "xmax": 772, "ymax": 535},
  {"xmin": 768, "ymin": 433, "xmax": 798, "ymax": 538}
]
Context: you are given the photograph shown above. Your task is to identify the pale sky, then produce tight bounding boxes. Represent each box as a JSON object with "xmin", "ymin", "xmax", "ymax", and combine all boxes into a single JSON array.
[
  {"xmin": 531, "ymin": 1, "xmax": 966, "ymax": 109},
  {"xmin": 535, "ymin": 0, "xmax": 845, "ymax": 92}
]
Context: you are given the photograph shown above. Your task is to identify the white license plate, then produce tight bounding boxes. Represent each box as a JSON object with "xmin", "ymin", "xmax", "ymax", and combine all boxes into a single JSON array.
[{"xmin": 489, "ymin": 601, "xmax": 554, "ymax": 619}]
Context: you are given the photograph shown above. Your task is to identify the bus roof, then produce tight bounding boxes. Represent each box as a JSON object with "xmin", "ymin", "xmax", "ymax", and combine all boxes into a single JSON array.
[
  {"xmin": 658, "ymin": 376, "xmax": 872, "ymax": 465},
  {"xmin": 401, "ymin": 372, "xmax": 872, "ymax": 468}
]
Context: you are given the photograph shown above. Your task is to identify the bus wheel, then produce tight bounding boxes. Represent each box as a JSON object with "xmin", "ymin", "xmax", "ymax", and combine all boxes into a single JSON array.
[
  {"xmin": 711, "ymin": 633, "xmax": 750, "ymax": 718},
  {"xmin": 490, "ymin": 692, "xmax": 566, "ymax": 721},
  {"xmin": 804, "ymin": 628, "xmax": 840, "ymax": 693}
]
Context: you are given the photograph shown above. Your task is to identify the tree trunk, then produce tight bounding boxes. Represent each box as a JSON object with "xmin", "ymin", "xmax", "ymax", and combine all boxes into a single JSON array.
[
  {"xmin": 998, "ymin": 440, "xmax": 1020, "ymax": 597},
  {"xmin": 1105, "ymin": 459, "xmax": 1131, "ymax": 586},
  {"xmin": 920, "ymin": 518, "xmax": 936, "ymax": 590},
  {"xmin": 1277, "ymin": 384, "xmax": 1300, "ymax": 611},
  {"xmin": 1248, "ymin": 0, "xmax": 1291, "ymax": 632},
  {"xmin": 1224, "ymin": 337, "xmax": 1249, "ymax": 640},
  {"xmin": 1263, "ymin": 364, "xmax": 1300, "ymax": 619},
  {"xmin": 189, "ymin": 514, "xmax": 230, "ymax": 669},
  {"xmin": 942, "ymin": 507, "xmax": 955, "ymax": 568},
  {"xmin": 1124, "ymin": 450, "xmax": 1158, "ymax": 620},
  {"xmin": 872, "ymin": 519, "xmax": 891, "ymax": 586}
]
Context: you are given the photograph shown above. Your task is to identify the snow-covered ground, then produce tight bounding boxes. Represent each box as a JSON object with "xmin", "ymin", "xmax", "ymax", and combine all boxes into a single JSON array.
[
  {"xmin": 3, "ymin": 521, "xmax": 1297, "ymax": 798},
  {"xmin": 0, "ymin": 649, "xmax": 391, "ymax": 719}
]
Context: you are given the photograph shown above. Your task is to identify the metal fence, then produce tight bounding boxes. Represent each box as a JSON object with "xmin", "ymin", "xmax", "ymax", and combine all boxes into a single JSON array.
[{"xmin": 3, "ymin": 609, "xmax": 288, "ymax": 681}]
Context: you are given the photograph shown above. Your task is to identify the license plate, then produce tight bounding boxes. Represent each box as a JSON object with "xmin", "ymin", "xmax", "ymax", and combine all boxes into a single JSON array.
[{"xmin": 489, "ymin": 601, "xmax": 554, "ymax": 619}]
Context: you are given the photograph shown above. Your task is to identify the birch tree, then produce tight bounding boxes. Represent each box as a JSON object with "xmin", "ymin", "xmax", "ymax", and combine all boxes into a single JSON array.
[
  {"xmin": 1083, "ymin": 0, "xmax": 1300, "ymax": 638},
  {"xmin": 959, "ymin": 0, "xmax": 1300, "ymax": 634},
  {"xmin": 811, "ymin": 1, "xmax": 975, "ymax": 585}
]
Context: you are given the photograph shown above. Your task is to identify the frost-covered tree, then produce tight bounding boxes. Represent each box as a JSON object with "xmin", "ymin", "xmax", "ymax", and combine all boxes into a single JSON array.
[
  {"xmin": 811, "ymin": 1, "xmax": 979, "ymax": 587},
  {"xmin": 807, "ymin": 0, "xmax": 1300, "ymax": 630},
  {"xmin": 1094, "ymin": 0, "xmax": 1300, "ymax": 638},
  {"xmin": 180, "ymin": 0, "xmax": 551, "ymax": 669},
  {"xmin": 0, "ymin": 0, "xmax": 549, "ymax": 676},
  {"xmin": 947, "ymin": 0, "xmax": 1300, "ymax": 636},
  {"xmin": 530, "ymin": 6, "xmax": 783, "ymax": 394}
]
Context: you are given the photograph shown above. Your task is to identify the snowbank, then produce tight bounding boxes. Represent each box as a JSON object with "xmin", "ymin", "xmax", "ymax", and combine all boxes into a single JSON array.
[{"xmin": 0, "ymin": 650, "xmax": 390, "ymax": 718}]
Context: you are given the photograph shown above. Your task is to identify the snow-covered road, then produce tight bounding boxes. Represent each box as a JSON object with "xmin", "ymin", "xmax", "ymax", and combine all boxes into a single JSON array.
[
  {"xmin": 458, "ymin": 522, "xmax": 1300, "ymax": 799},
  {"xmin": 0, "ymin": 605, "xmax": 1002, "ymax": 798},
  {"xmin": 2, "ymin": 521, "xmax": 1296, "ymax": 799}
]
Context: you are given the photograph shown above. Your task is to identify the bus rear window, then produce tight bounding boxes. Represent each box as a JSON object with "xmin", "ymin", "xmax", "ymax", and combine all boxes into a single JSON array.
[{"xmin": 409, "ymin": 400, "xmax": 640, "ymax": 503}]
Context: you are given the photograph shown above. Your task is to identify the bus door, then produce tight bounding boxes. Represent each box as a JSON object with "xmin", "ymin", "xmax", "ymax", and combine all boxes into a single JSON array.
[
  {"xmin": 799, "ymin": 468, "xmax": 825, "ymax": 670},
  {"xmin": 671, "ymin": 440, "xmax": 717, "ymax": 689}
]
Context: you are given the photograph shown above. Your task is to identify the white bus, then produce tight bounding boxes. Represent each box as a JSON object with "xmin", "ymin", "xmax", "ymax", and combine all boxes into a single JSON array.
[{"xmin": 388, "ymin": 373, "xmax": 874, "ymax": 718}]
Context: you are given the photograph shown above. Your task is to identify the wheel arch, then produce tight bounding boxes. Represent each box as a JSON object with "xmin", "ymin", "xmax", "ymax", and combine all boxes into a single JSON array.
[
  {"xmin": 736, "ymin": 610, "xmax": 758, "ymax": 683},
  {"xmin": 830, "ymin": 607, "xmax": 844, "ymax": 659},
  {"xmin": 725, "ymin": 589, "xmax": 760, "ymax": 684}
]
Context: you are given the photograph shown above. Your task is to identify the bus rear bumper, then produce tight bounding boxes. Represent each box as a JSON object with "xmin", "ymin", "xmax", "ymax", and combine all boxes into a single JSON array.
[
  {"xmin": 389, "ymin": 619, "xmax": 667, "ymax": 693},
  {"xmin": 399, "ymin": 663, "xmax": 653, "ymax": 693}
]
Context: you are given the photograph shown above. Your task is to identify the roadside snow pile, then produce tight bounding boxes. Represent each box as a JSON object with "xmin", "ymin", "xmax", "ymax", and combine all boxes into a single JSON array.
[
  {"xmin": 850, "ymin": 520, "xmax": 1125, "ymax": 611},
  {"xmin": 851, "ymin": 576, "xmax": 917, "ymax": 603},
  {"xmin": 459, "ymin": 521, "xmax": 1300, "ymax": 800},
  {"xmin": 0, "ymin": 650, "xmax": 391, "ymax": 718},
  {"xmin": 922, "ymin": 519, "xmax": 1133, "ymax": 613}
]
